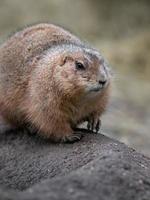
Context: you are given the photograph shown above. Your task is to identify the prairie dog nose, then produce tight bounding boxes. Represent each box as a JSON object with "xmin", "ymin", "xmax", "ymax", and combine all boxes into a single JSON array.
[
  {"xmin": 99, "ymin": 80, "xmax": 107, "ymax": 86},
  {"xmin": 98, "ymin": 65, "xmax": 108, "ymax": 86}
]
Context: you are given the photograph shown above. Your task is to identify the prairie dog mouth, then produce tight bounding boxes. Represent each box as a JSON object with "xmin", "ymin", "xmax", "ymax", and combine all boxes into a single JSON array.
[
  {"xmin": 90, "ymin": 85, "xmax": 103, "ymax": 92},
  {"xmin": 87, "ymin": 80, "xmax": 109, "ymax": 93},
  {"xmin": 87, "ymin": 84, "xmax": 103, "ymax": 93}
]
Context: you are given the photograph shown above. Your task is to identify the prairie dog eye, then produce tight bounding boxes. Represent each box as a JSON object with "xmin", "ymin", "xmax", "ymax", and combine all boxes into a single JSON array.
[{"xmin": 75, "ymin": 61, "xmax": 85, "ymax": 70}]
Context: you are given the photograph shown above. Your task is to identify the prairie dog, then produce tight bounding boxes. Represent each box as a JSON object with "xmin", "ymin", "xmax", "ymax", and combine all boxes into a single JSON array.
[{"xmin": 0, "ymin": 23, "xmax": 111, "ymax": 142}]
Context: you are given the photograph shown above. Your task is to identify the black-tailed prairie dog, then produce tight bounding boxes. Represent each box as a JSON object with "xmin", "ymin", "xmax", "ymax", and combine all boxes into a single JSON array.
[{"xmin": 0, "ymin": 23, "xmax": 111, "ymax": 142}]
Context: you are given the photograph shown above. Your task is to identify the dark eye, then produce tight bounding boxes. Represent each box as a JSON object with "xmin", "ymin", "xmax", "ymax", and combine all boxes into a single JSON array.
[{"xmin": 75, "ymin": 61, "xmax": 85, "ymax": 70}]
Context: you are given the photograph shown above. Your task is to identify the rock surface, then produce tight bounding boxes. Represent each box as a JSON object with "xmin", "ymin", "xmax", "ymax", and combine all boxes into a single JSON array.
[{"xmin": 0, "ymin": 129, "xmax": 150, "ymax": 200}]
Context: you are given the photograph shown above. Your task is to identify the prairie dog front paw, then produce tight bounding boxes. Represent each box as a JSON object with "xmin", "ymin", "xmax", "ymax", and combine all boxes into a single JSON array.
[{"xmin": 87, "ymin": 114, "xmax": 101, "ymax": 133}]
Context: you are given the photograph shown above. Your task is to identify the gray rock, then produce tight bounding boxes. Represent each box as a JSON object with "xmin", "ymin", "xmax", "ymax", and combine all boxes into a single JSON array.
[{"xmin": 0, "ymin": 129, "xmax": 150, "ymax": 200}]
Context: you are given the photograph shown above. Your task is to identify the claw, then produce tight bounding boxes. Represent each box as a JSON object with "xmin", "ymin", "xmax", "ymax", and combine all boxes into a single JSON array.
[
  {"xmin": 91, "ymin": 118, "xmax": 94, "ymax": 131},
  {"xmin": 95, "ymin": 119, "xmax": 101, "ymax": 133},
  {"xmin": 87, "ymin": 118, "xmax": 94, "ymax": 132},
  {"xmin": 61, "ymin": 133, "xmax": 83, "ymax": 143},
  {"xmin": 87, "ymin": 121, "xmax": 91, "ymax": 130}
]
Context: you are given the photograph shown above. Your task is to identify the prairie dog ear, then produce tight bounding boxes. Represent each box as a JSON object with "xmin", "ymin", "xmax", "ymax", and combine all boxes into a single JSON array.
[{"xmin": 60, "ymin": 54, "xmax": 74, "ymax": 66}]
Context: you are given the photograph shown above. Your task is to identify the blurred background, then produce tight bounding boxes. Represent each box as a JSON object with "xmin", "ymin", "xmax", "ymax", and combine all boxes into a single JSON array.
[{"xmin": 0, "ymin": 0, "xmax": 150, "ymax": 156}]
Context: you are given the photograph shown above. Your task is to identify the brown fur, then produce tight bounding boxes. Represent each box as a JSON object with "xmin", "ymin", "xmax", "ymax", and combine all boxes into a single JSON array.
[{"xmin": 0, "ymin": 23, "xmax": 111, "ymax": 142}]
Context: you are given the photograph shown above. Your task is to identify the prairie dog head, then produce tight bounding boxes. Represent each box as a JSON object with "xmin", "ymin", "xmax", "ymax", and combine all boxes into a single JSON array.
[{"xmin": 40, "ymin": 44, "xmax": 111, "ymax": 99}]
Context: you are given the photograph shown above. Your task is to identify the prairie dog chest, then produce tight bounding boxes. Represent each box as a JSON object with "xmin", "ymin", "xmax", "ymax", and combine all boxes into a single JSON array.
[{"xmin": 72, "ymin": 96, "xmax": 99, "ymax": 123}]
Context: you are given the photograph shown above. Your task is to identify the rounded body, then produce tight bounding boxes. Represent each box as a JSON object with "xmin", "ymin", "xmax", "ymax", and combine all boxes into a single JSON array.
[{"xmin": 0, "ymin": 23, "xmax": 111, "ymax": 142}]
